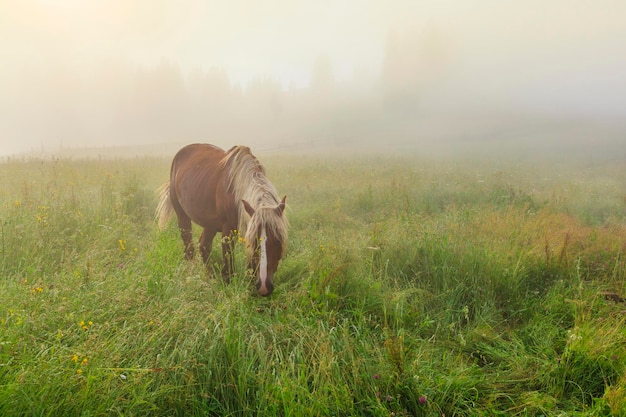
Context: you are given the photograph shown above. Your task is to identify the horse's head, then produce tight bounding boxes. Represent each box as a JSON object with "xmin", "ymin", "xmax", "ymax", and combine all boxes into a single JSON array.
[{"xmin": 242, "ymin": 196, "xmax": 287, "ymax": 296}]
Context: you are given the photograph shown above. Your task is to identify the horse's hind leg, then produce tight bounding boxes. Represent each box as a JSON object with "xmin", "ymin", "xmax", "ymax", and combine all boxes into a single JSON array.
[{"xmin": 177, "ymin": 215, "xmax": 195, "ymax": 260}]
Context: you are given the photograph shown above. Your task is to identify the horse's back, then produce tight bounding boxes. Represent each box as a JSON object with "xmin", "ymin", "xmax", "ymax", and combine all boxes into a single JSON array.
[{"xmin": 172, "ymin": 143, "xmax": 225, "ymax": 167}]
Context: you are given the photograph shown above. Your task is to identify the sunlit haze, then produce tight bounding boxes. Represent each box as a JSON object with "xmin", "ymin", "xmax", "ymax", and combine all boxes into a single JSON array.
[{"xmin": 1, "ymin": 0, "xmax": 625, "ymax": 156}]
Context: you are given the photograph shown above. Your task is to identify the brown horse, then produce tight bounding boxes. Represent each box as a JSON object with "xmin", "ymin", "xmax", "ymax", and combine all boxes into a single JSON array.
[{"xmin": 156, "ymin": 144, "xmax": 288, "ymax": 296}]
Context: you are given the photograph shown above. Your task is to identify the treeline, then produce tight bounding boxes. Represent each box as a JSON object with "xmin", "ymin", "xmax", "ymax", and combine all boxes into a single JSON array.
[{"xmin": 1, "ymin": 30, "xmax": 449, "ymax": 150}]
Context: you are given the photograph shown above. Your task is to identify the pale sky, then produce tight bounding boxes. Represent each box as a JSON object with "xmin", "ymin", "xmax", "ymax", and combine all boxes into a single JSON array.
[
  {"xmin": 3, "ymin": 0, "xmax": 624, "ymax": 86},
  {"xmin": 1, "ymin": 0, "xmax": 626, "ymax": 154}
]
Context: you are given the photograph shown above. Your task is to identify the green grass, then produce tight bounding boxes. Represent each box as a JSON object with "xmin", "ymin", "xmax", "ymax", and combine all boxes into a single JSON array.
[{"xmin": 1, "ymin": 151, "xmax": 625, "ymax": 416}]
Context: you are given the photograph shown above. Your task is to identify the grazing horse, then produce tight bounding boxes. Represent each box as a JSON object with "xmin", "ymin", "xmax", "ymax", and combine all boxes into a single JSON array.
[{"xmin": 156, "ymin": 144, "xmax": 288, "ymax": 296}]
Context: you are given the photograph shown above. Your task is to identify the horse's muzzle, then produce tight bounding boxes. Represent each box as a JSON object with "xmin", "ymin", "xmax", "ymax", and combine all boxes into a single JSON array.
[{"xmin": 256, "ymin": 279, "xmax": 274, "ymax": 296}]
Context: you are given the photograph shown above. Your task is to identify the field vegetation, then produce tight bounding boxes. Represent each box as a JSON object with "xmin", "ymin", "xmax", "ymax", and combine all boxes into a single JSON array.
[{"xmin": 0, "ymin": 146, "xmax": 625, "ymax": 416}]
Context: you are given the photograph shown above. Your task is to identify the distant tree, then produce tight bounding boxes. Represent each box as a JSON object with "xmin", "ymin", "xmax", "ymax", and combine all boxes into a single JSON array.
[
  {"xmin": 381, "ymin": 31, "xmax": 403, "ymax": 93},
  {"xmin": 310, "ymin": 53, "xmax": 333, "ymax": 93},
  {"xmin": 418, "ymin": 23, "xmax": 449, "ymax": 84},
  {"xmin": 380, "ymin": 25, "xmax": 449, "ymax": 113},
  {"xmin": 380, "ymin": 30, "xmax": 419, "ymax": 112}
]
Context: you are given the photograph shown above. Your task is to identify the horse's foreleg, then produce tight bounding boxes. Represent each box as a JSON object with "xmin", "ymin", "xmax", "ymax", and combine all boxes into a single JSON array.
[{"xmin": 199, "ymin": 228, "xmax": 217, "ymax": 267}]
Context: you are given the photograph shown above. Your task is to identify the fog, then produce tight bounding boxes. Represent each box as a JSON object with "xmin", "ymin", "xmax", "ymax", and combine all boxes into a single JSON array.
[{"xmin": 1, "ymin": 0, "xmax": 625, "ymax": 157}]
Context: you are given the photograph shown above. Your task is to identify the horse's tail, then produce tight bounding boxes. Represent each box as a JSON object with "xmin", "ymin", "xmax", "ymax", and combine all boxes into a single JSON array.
[{"xmin": 155, "ymin": 181, "xmax": 174, "ymax": 230}]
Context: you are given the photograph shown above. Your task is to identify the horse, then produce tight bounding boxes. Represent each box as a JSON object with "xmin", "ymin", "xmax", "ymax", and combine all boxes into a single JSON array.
[{"xmin": 155, "ymin": 144, "xmax": 288, "ymax": 296}]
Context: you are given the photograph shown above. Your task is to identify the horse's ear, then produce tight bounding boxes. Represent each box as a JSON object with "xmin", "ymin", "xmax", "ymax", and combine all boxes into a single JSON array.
[
  {"xmin": 242, "ymin": 199, "xmax": 255, "ymax": 216},
  {"xmin": 276, "ymin": 195, "xmax": 286, "ymax": 216}
]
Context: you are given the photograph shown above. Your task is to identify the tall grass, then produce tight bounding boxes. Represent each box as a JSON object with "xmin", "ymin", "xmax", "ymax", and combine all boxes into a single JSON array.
[{"xmin": 1, "ymin": 152, "xmax": 625, "ymax": 416}]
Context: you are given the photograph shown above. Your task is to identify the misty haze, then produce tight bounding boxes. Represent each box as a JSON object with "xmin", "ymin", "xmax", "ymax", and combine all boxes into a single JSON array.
[
  {"xmin": 3, "ymin": 2, "xmax": 626, "ymax": 415},
  {"xmin": 1, "ymin": 0, "xmax": 625, "ymax": 158}
]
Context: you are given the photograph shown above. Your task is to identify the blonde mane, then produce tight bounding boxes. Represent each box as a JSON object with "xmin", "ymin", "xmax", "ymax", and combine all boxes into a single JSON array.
[{"xmin": 220, "ymin": 146, "xmax": 288, "ymax": 256}]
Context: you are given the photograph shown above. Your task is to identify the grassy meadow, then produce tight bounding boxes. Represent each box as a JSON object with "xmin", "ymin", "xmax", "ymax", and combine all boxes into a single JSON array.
[{"xmin": 0, "ymin": 147, "xmax": 625, "ymax": 416}]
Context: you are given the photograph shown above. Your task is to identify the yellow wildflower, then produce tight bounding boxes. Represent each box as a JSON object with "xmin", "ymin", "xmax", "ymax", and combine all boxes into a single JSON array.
[{"xmin": 30, "ymin": 287, "xmax": 43, "ymax": 295}]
